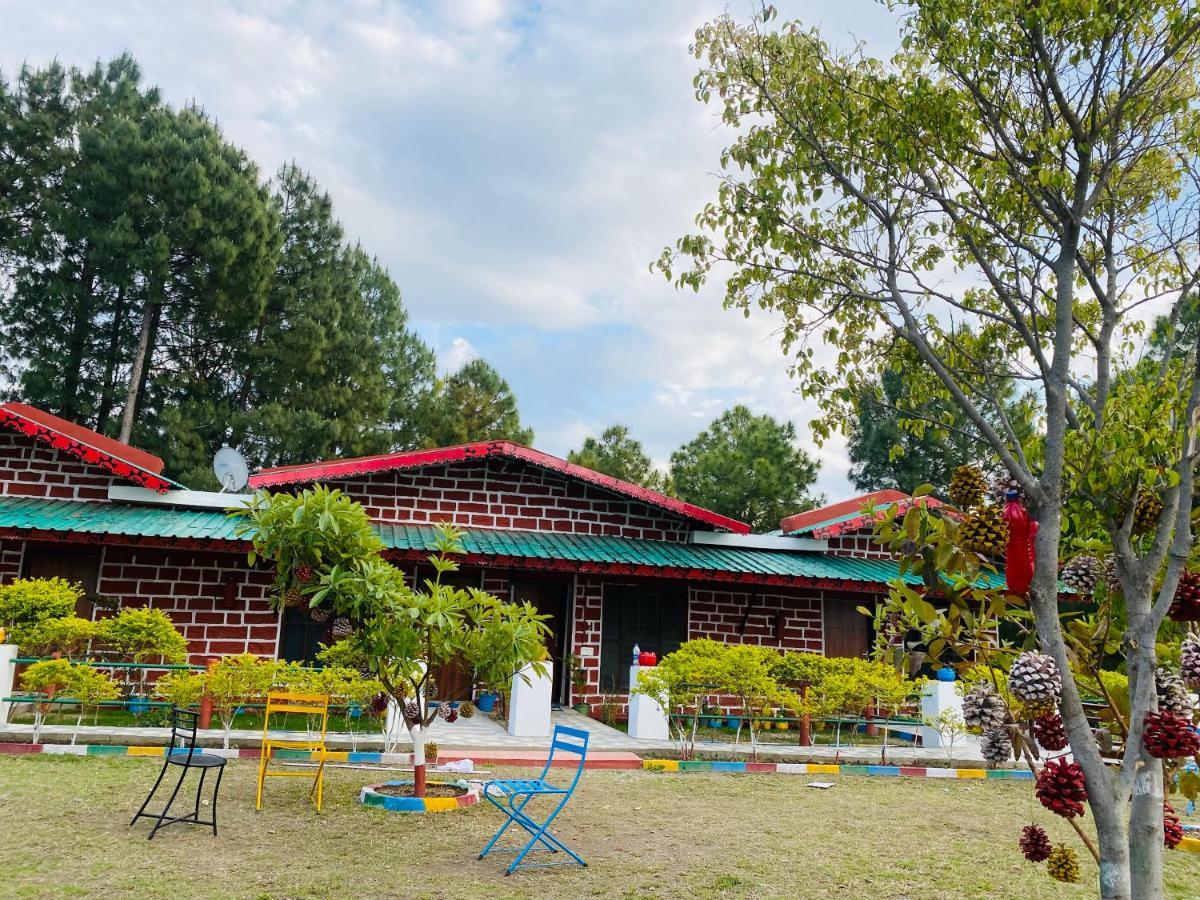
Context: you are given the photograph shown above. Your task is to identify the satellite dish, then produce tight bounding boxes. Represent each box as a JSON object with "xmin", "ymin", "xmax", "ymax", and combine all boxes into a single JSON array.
[{"xmin": 213, "ymin": 445, "xmax": 249, "ymax": 492}]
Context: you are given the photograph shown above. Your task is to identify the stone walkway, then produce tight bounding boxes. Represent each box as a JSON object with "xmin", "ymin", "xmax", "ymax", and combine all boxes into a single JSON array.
[{"xmin": 1, "ymin": 706, "xmax": 986, "ymax": 764}]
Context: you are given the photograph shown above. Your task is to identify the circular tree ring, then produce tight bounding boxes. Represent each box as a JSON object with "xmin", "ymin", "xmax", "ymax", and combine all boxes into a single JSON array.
[{"xmin": 358, "ymin": 779, "xmax": 482, "ymax": 813}]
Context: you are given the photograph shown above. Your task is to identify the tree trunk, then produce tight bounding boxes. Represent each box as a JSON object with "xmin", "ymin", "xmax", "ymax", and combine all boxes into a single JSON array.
[
  {"xmin": 117, "ymin": 297, "xmax": 158, "ymax": 444},
  {"xmin": 95, "ymin": 286, "xmax": 128, "ymax": 433},
  {"xmin": 411, "ymin": 722, "xmax": 427, "ymax": 798},
  {"xmin": 1127, "ymin": 618, "xmax": 1165, "ymax": 900}
]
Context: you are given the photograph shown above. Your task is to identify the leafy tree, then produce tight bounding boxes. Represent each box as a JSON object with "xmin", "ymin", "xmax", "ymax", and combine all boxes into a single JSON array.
[
  {"xmin": 420, "ymin": 358, "xmax": 534, "ymax": 447},
  {"xmin": 0, "ymin": 578, "xmax": 82, "ymax": 645},
  {"xmin": 19, "ymin": 616, "xmax": 99, "ymax": 658},
  {"xmin": 233, "ymin": 487, "xmax": 549, "ymax": 797},
  {"xmin": 669, "ymin": 405, "xmax": 820, "ymax": 531},
  {"xmin": 567, "ymin": 424, "xmax": 671, "ymax": 492},
  {"xmin": 659, "ymin": 4, "xmax": 1200, "ymax": 892}
]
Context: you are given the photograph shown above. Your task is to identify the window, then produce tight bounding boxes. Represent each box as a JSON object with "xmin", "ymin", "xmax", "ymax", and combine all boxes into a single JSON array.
[{"xmin": 600, "ymin": 583, "xmax": 687, "ymax": 692}]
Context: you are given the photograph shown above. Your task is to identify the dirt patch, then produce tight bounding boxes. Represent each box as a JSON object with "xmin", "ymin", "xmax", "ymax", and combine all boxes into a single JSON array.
[{"xmin": 372, "ymin": 782, "xmax": 467, "ymax": 799}]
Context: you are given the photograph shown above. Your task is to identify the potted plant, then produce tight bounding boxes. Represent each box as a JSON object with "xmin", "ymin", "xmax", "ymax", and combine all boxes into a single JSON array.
[{"xmin": 568, "ymin": 654, "xmax": 590, "ymax": 715}]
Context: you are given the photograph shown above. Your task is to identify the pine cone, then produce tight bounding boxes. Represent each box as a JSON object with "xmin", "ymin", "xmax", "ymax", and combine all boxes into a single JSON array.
[
  {"xmin": 1036, "ymin": 759, "xmax": 1088, "ymax": 819},
  {"xmin": 981, "ymin": 727, "xmax": 1012, "ymax": 766},
  {"xmin": 1182, "ymin": 634, "xmax": 1200, "ymax": 689},
  {"xmin": 962, "ymin": 682, "xmax": 1007, "ymax": 731},
  {"xmin": 1165, "ymin": 801, "xmax": 1184, "ymax": 849},
  {"xmin": 283, "ymin": 585, "xmax": 305, "ymax": 608},
  {"xmin": 402, "ymin": 699, "xmax": 421, "ymax": 726},
  {"xmin": 309, "ymin": 606, "xmax": 332, "ymax": 624},
  {"xmin": 331, "ymin": 617, "xmax": 355, "ymax": 639},
  {"xmin": 446, "ymin": 708, "xmax": 459, "ymax": 723},
  {"xmin": 959, "ymin": 504, "xmax": 1009, "ymax": 556},
  {"xmin": 1020, "ymin": 823, "xmax": 1052, "ymax": 862},
  {"xmin": 1133, "ymin": 491, "xmax": 1163, "ymax": 534},
  {"xmin": 949, "ymin": 464, "xmax": 987, "ymax": 510},
  {"xmin": 1103, "ymin": 554, "xmax": 1122, "ymax": 596},
  {"xmin": 1009, "ymin": 651, "xmax": 1062, "ymax": 705},
  {"xmin": 437, "ymin": 703, "xmax": 452, "ymax": 720},
  {"xmin": 1033, "ymin": 713, "xmax": 1069, "ymax": 752},
  {"xmin": 1142, "ymin": 710, "xmax": 1200, "ymax": 759},
  {"xmin": 458, "ymin": 701, "xmax": 476, "ymax": 719},
  {"xmin": 1156, "ymin": 668, "xmax": 1193, "ymax": 716},
  {"xmin": 296, "ymin": 565, "xmax": 314, "ymax": 583},
  {"xmin": 1059, "ymin": 555, "xmax": 1101, "ymax": 595},
  {"xmin": 1047, "ymin": 844, "xmax": 1080, "ymax": 883},
  {"xmin": 1170, "ymin": 572, "xmax": 1200, "ymax": 622},
  {"xmin": 990, "ymin": 473, "xmax": 1026, "ymax": 505}
]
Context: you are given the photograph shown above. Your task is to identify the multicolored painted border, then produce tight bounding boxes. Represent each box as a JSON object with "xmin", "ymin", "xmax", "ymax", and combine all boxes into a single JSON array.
[
  {"xmin": 0, "ymin": 743, "xmax": 416, "ymax": 764},
  {"xmin": 359, "ymin": 779, "xmax": 481, "ymax": 813},
  {"xmin": 642, "ymin": 759, "xmax": 1035, "ymax": 780}
]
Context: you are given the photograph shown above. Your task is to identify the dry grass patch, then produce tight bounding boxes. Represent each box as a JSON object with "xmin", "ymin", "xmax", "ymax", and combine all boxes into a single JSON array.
[{"xmin": 1, "ymin": 755, "xmax": 1198, "ymax": 898}]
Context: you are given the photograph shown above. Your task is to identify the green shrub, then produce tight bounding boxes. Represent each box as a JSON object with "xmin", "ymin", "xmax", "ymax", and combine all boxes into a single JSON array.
[
  {"xmin": 0, "ymin": 578, "xmax": 82, "ymax": 644},
  {"xmin": 208, "ymin": 653, "xmax": 276, "ymax": 748},
  {"xmin": 153, "ymin": 671, "xmax": 207, "ymax": 710},
  {"xmin": 97, "ymin": 608, "xmax": 187, "ymax": 663},
  {"xmin": 20, "ymin": 658, "xmax": 76, "ymax": 695},
  {"xmin": 19, "ymin": 616, "xmax": 100, "ymax": 658}
]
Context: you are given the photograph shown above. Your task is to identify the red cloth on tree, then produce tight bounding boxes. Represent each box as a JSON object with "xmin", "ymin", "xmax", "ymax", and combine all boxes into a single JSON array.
[{"xmin": 1003, "ymin": 496, "xmax": 1037, "ymax": 596}]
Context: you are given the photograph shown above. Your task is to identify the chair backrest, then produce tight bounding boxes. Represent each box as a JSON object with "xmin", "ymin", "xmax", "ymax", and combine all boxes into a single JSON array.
[
  {"xmin": 539, "ymin": 724, "xmax": 590, "ymax": 789},
  {"xmin": 168, "ymin": 707, "xmax": 200, "ymax": 762},
  {"xmin": 262, "ymin": 690, "xmax": 330, "ymax": 743}
]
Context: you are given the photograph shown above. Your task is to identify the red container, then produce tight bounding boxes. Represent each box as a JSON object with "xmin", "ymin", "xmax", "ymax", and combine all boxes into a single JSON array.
[{"xmin": 638, "ymin": 651, "xmax": 657, "ymax": 667}]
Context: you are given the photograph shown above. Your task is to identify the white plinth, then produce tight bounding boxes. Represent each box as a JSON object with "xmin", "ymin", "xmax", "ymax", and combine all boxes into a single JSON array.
[
  {"xmin": 627, "ymin": 664, "xmax": 669, "ymax": 741},
  {"xmin": 0, "ymin": 644, "xmax": 15, "ymax": 725},
  {"xmin": 508, "ymin": 662, "xmax": 553, "ymax": 737},
  {"xmin": 920, "ymin": 679, "xmax": 965, "ymax": 748}
]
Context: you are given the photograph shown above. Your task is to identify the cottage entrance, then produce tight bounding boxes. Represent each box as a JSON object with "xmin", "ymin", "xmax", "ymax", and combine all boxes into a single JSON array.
[
  {"xmin": 823, "ymin": 599, "xmax": 871, "ymax": 658},
  {"xmin": 511, "ymin": 577, "xmax": 570, "ymax": 705}
]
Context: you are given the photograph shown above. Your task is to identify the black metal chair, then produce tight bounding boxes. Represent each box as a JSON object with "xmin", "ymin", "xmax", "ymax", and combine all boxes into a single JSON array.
[{"xmin": 130, "ymin": 708, "xmax": 226, "ymax": 840}]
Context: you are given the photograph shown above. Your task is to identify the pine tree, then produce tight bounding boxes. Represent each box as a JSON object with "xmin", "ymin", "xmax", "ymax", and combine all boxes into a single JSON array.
[
  {"xmin": 568, "ymin": 425, "xmax": 671, "ymax": 492},
  {"xmin": 420, "ymin": 359, "xmax": 533, "ymax": 447}
]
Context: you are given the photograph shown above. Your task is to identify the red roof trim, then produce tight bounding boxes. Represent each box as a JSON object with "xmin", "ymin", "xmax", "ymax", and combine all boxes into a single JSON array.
[
  {"xmin": 0, "ymin": 404, "xmax": 173, "ymax": 494},
  {"xmin": 781, "ymin": 490, "xmax": 910, "ymax": 535},
  {"xmin": 250, "ymin": 441, "xmax": 751, "ymax": 534},
  {"xmin": 782, "ymin": 491, "xmax": 953, "ymax": 539}
]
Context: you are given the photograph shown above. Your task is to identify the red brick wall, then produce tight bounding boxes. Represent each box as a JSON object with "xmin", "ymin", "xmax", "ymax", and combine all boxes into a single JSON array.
[
  {"xmin": 0, "ymin": 431, "xmax": 117, "ymax": 500},
  {"xmin": 96, "ymin": 545, "xmax": 279, "ymax": 663},
  {"xmin": 570, "ymin": 576, "xmax": 604, "ymax": 703},
  {"xmin": 824, "ymin": 530, "xmax": 894, "ymax": 560},
  {"xmin": 0, "ymin": 537, "xmax": 23, "ymax": 583},
  {"xmin": 313, "ymin": 459, "xmax": 693, "ymax": 541},
  {"xmin": 689, "ymin": 586, "xmax": 823, "ymax": 652}
]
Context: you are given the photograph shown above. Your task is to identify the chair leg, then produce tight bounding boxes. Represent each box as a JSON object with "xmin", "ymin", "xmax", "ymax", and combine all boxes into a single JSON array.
[
  {"xmin": 309, "ymin": 756, "xmax": 326, "ymax": 813},
  {"xmin": 148, "ymin": 766, "xmax": 190, "ymax": 841},
  {"xmin": 131, "ymin": 759, "xmax": 170, "ymax": 827},
  {"xmin": 255, "ymin": 748, "xmax": 269, "ymax": 810},
  {"xmin": 192, "ymin": 766, "xmax": 208, "ymax": 824},
  {"xmin": 210, "ymin": 765, "xmax": 224, "ymax": 837}
]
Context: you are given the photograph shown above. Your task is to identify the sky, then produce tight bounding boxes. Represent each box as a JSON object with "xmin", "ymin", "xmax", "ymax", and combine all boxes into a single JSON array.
[{"xmin": 1, "ymin": 0, "xmax": 903, "ymax": 501}]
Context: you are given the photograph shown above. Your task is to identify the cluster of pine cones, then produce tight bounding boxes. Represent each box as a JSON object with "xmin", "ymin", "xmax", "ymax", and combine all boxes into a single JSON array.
[
  {"xmin": 949, "ymin": 465, "xmax": 1010, "ymax": 555},
  {"xmin": 962, "ymin": 682, "xmax": 1006, "ymax": 731}
]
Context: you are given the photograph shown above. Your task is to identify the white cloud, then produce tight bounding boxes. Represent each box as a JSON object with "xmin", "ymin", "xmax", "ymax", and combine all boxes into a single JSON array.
[
  {"xmin": 0, "ymin": 0, "xmax": 899, "ymax": 503},
  {"xmin": 440, "ymin": 336, "xmax": 480, "ymax": 374}
]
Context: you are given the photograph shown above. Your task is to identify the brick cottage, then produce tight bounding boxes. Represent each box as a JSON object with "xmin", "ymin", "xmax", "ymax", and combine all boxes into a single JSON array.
[{"xmin": 0, "ymin": 401, "xmax": 933, "ymax": 707}]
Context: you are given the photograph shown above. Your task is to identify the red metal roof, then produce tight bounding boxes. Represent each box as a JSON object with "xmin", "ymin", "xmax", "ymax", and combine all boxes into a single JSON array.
[
  {"xmin": 250, "ymin": 441, "xmax": 751, "ymax": 534},
  {"xmin": 781, "ymin": 490, "xmax": 950, "ymax": 538},
  {"xmin": 0, "ymin": 403, "xmax": 173, "ymax": 493}
]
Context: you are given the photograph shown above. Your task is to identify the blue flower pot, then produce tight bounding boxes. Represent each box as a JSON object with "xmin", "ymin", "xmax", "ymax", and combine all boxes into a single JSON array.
[
  {"xmin": 936, "ymin": 667, "xmax": 956, "ymax": 682},
  {"xmin": 476, "ymin": 692, "xmax": 497, "ymax": 713},
  {"xmin": 128, "ymin": 695, "xmax": 150, "ymax": 715}
]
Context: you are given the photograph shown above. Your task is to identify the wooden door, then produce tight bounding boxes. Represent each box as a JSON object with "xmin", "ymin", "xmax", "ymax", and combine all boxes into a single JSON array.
[
  {"xmin": 511, "ymin": 577, "xmax": 570, "ymax": 704},
  {"xmin": 823, "ymin": 600, "xmax": 870, "ymax": 659},
  {"xmin": 23, "ymin": 545, "xmax": 101, "ymax": 617}
]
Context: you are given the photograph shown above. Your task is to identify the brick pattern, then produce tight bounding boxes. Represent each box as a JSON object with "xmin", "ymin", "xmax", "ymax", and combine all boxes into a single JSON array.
[
  {"xmin": 689, "ymin": 586, "xmax": 823, "ymax": 652},
  {"xmin": 315, "ymin": 459, "xmax": 693, "ymax": 541},
  {"xmin": 0, "ymin": 537, "xmax": 23, "ymax": 583},
  {"xmin": 570, "ymin": 576, "xmax": 604, "ymax": 704},
  {"xmin": 96, "ymin": 546, "xmax": 279, "ymax": 662},
  {"xmin": 824, "ymin": 530, "xmax": 894, "ymax": 560},
  {"xmin": 0, "ymin": 431, "xmax": 117, "ymax": 500}
]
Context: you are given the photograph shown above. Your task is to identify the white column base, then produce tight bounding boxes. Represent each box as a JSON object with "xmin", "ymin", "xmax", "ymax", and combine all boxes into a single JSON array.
[
  {"xmin": 920, "ymin": 679, "xmax": 967, "ymax": 748},
  {"xmin": 0, "ymin": 644, "xmax": 16, "ymax": 726},
  {"xmin": 508, "ymin": 662, "xmax": 553, "ymax": 737},
  {"xmin": 627, "ymin": 664, "xmax": 669, "ymax": 740}
]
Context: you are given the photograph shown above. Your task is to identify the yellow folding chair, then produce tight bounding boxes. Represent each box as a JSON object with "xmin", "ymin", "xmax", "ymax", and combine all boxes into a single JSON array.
[{"xmin": 256, "ymin": 691, "xmax": 331, "ymax": 812}]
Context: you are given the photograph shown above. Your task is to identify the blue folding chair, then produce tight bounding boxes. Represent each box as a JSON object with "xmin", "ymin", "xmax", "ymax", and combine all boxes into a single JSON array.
[{"xmin": 478, "ymin": 724, "xmax": 590, "ymax": 875}]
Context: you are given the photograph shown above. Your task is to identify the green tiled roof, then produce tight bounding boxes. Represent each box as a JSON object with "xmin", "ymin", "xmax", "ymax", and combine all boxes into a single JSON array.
[{"xmin": 0, "ymin": 496, "xmax": 922, "ymax": 586}]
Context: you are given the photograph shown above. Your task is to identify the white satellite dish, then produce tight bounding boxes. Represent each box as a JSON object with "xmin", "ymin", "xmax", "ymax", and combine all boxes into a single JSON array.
[{"xmin": 213, "ymin": 445, "xmax": 249, "ymax": 492}]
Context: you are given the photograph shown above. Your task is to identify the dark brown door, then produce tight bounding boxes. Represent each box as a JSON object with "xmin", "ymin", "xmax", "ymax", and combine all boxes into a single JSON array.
[
  {"xmin": 422, "ymin": 566, "xmax": 480, "ymax": 701},
  {"xmin": 824, "ymin": 600, "xmax": 870, "ymax": 659},
  {"xmin": 511, "ymin": 577, "xmax": 570, "ymax": 705},
  {"xmin": 23, "ymin": 544, "xmax": 101, "ymax": 617}
]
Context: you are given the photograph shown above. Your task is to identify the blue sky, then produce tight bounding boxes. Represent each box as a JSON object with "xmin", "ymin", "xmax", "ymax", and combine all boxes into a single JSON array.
[{"xmin": 2, "ymin": 0, "xmax": 902, "ymax": 500}]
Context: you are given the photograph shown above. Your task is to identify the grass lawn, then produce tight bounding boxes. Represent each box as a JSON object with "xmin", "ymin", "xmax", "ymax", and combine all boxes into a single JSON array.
[{"xmin": 2, "ymin": 756, "xmax": 1199, "ymax": 899}]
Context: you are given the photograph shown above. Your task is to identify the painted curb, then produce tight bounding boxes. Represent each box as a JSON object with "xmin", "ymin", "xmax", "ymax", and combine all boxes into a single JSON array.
[
  {"xmin": 359, "ymin": 779, "xmax": 482, "ymax": 813},
  {"xmin": 641, "ymin": 759, "xmax": 1034, "ymax": 780}
]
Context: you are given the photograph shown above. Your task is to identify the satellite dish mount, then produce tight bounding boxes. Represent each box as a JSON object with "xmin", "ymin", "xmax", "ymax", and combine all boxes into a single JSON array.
[{"xmin": 213, "ymin": 445, "xmax": 250, "ymax": 493}]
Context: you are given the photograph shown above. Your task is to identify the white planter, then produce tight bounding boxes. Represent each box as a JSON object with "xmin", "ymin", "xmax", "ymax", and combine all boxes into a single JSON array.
[
  {"xmin": 627, "ymin": 665, "xmax": 669, "ymax": 740},
  {"xmin": 507, "ymin": 662, "xmax": 553, "ymax": 737}
]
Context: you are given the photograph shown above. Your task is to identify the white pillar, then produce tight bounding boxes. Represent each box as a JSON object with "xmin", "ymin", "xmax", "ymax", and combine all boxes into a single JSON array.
[
  {"xmin": 627, "ymin": 664, "xmax": 669, "ymax": 740},
  {"xmin": 0, "ymin": 644, "xmax": 16, "ymax": 726},
  {"xmin": 920, "ymin": 678, "xmax": 965, "ymax": 748},
  {"xmin": 508, "ymin": 662, "xmax": 553, "ymax": 737}
]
